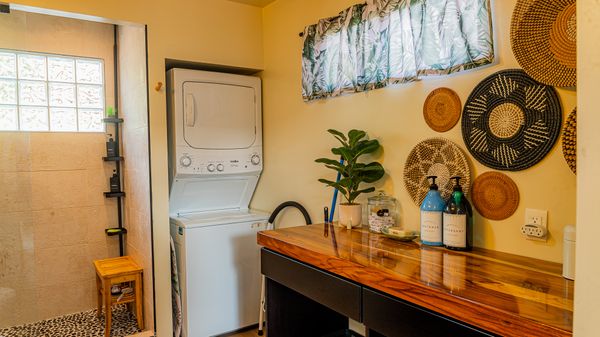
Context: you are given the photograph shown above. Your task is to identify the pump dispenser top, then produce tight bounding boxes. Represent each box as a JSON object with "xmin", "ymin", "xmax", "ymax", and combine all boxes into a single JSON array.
[
  {"xmin": 427, "ymin": 176, "xmax": 439, "ymax": 190},
  {"xmin": 451, "ymin": 176, "xmax": 463, "ymax": 191}
]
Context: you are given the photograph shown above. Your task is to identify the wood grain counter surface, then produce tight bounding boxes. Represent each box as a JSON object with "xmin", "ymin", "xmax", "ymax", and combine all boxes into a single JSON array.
[{"xmin": 257, "ymin": 224, "xmax": 573, "ymax": 337}]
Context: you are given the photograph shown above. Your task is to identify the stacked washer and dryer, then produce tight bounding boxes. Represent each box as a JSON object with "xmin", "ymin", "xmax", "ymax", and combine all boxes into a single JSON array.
[{"xmin": 167, "ymin": 69, "xmax": 269, "ymax": 337}]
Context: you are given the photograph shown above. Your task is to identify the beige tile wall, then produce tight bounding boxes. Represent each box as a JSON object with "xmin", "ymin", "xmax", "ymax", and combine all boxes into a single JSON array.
[
  {"xmin": 0, "ymin": 11, "xmax": 118, "ymax": 328},
  {"xmin": 0, "ymin": 133, "xmax": 120, "ymax": 328},
  {"xmin": 118, "ymin": 25, "xmax": 154, "ymax": 331}
]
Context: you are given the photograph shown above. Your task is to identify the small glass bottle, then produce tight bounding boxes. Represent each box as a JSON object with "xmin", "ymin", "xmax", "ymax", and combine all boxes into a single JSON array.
[{"xmin": 368, "ymin": 192, "xmax": 398, "ymax": 233}]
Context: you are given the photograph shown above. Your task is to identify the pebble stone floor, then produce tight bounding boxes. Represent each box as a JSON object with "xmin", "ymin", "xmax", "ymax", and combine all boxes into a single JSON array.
[{"xmin": 0, "ymin": 305, "xmax": 140, "ymax": 337}]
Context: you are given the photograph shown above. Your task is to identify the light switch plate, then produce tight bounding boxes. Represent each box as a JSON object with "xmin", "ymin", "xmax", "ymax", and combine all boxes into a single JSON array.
[{"xmin": 524, "ymin": 208, "xmax": 548, "ymax": 242}]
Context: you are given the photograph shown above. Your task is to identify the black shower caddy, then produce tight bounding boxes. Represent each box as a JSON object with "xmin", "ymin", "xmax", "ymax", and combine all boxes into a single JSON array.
[{"xmin": 103, "ymin": 115, "xmax": 127, "ymax": 256}]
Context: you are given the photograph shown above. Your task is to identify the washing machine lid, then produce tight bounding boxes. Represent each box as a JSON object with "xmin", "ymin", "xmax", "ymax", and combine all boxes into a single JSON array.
[
  {"xmin": 183, "ymin": 81, "xmax": 257, "ymax": 150},
  {"xmin": 169, "ymin": 174, "xmax": 259, "ymax": 216},
  {"xmin": 171, "ymin": 209, "xmax": 270, "ymax": 229}
]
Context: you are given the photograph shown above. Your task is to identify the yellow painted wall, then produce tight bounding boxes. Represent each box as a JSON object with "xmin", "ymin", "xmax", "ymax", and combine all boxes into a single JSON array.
[
  {"xmin": 574, "ymin": 1, "xmax": 600, "ymax": 335},
  {"xmin": 256, "ymin": 0, "xmax": 577, "ymax": 263},
  {"xmin": 8, "ymin": 1, "xmax": 264, "ymax": 335}
]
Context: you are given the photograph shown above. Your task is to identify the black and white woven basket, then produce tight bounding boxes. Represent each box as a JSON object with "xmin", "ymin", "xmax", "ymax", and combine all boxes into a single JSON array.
[{"xmin": 461, "ymin": 69, "xmax": 562, "ymax": 171}]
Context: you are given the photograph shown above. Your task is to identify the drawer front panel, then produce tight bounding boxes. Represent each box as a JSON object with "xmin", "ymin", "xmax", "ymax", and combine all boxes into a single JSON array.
[
  {"xmin": 363, "ymin": 288, "xmax": 495, "ymax": 337},
  {"xmin": 261, "ymin": 249, "xmax": 361, "ymax": 321}
]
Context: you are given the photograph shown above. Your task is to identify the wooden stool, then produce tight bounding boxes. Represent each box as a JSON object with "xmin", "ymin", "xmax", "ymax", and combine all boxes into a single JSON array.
[{"xmin": 94, "ymin": 256, "xmax": 144, "ymax": 337}]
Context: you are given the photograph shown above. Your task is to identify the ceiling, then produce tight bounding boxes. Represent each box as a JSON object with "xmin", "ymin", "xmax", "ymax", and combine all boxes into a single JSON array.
[{"xmin": 227, "ymin": 0, "xmax": 277, "ymax": 7}]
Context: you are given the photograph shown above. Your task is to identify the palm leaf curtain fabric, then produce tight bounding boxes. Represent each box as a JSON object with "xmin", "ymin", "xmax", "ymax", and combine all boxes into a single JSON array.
[{"xmin": 301, "ymin": 0, "xmax": 494, "ymax": 101}]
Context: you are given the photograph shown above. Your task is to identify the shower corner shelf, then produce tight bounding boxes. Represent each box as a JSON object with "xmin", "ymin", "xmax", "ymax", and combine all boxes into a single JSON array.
[
  {"xmin": 103, "ymin": 156, "xmax": 124, "ymax": 162},
  {"xmin": 104, "ymin": 191, "xmax": 125, "ymax": 198},
  {"xmin": 103, "ymin": 111, "xmax": 126, "ymax": 256}
]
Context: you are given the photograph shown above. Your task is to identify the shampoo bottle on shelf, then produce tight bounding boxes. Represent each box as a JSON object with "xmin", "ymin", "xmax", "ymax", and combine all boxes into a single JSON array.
[
  {"xmin": 420, "ymin": 176, "xmax": 445, "ymax": 246},
  {"xmin": 110, "ymin": 170, "xmax": 121, "ymax": 193},
  {"xmin": 443, "ymin": 176, "xmax": 473, "ymax": 251},
  {"xmin": 106, "ymin": 134, "xmax": 118, "ymax": 157}
]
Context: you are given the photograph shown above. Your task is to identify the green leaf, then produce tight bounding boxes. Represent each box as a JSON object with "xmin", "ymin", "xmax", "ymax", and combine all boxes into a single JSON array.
[
  {"xmin": 315, "ymin": 158, "xmax": 343, "ymax": 168},
  {"xmin": 359, "ymin": 162, "xmax": 385, "ymax": 183},
  {"xmin": 318, "ymin": 179, "xmax": 349, "ymax": 199},
  {"xmin": 353, "ymin": 139, "xmax": 380, "ymax": 158},
  {"xmin": 327, "ymin": 129, "xmax": 348, "ymax": 146},
  {"xmin": 348, "ymin": 129, "xmax": 366, "ymax": 147},
  {"xmin": 332, "ymin": 147, "xmax": 354, "ymax": 161}
]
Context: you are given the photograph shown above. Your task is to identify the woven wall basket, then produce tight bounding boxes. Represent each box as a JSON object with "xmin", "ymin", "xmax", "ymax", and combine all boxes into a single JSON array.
[
  {"xmin": 423, "ymin": 88, "xmax": 462, "ymax": 132},
  {"xmin": 562, "ymin": 107, "xmax": 576, "ymax": 174},
  {"xmin": 403, "ymin": 138, "xmax": 471, "ymax": 206},
  {"xmin": 462, "ymin": 69, "xmax": 562, "ymax": 171},
  {"xmin": 471, "ymin": 172, "xmax": 520, "ymax": 221},
  {"xmin": 511, "ymin": 0, "xmax": 576, "ymax": 87}
]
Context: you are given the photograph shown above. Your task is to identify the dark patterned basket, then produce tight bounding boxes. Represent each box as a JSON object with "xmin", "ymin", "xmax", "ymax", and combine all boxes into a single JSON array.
[{"xmin": 462, "ymin": 69, "xmax": 562, "ymax": 171}]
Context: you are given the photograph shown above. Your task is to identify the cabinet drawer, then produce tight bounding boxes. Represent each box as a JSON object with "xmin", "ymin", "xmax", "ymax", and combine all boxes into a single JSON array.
[
  {"xmin": 261, "ymin": 249, "xmax": 361, "ymax": 321},
  {"xmin": 363, "ymin": 288, "xmax": 495, "ymax": 337}
]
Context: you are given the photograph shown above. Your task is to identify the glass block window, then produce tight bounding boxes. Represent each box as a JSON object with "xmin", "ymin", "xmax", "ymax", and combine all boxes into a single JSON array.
[{"xmin": 0, "ymin": 49, "xmax": 105, "ymax": 132}]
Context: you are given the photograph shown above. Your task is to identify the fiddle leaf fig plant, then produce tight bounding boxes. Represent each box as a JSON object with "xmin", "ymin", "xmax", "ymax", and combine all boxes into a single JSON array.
[{"xmin": 316, "ymin": 129, "xmax": 385, "ymax": 205}]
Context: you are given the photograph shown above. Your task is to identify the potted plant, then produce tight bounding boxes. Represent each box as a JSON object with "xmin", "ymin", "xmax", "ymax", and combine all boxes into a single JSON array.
[{"xmin": 316, "ymin": 129, "xmax": 385, "ymax": 227}]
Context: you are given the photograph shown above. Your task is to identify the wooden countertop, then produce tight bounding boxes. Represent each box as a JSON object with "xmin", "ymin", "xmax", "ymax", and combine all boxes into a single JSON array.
[{"xmin": 257, "ymin": 224, "xmax": 573, "ymax": 337}]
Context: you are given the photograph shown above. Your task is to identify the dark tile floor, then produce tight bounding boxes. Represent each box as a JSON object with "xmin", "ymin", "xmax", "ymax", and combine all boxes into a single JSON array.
[{"xmin": 0, "ymin": 305, "xmax": 140, "ymax": 337}]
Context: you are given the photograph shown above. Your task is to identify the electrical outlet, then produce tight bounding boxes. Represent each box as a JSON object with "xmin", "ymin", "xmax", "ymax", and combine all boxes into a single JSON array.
[
  {"xmin": 523, "ymin": 208, "xmax": 548, "ymax": 242},
  {"xmin": 521, "ymin": 223, "xmax": 547, "ymax": 238}
]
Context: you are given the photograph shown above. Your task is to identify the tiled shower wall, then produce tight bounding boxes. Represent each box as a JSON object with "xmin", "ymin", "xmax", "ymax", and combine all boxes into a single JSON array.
[
  {"xmin": 118, "ymin": 25, "xmax": 155, "ymax": 330},
  {"xmin": 0, "ymin": 11, "xmax": 116, "ymax": 327},
  {"xmin": 0, "ymin": 133, "xmax": 119, "ymax": 326}
]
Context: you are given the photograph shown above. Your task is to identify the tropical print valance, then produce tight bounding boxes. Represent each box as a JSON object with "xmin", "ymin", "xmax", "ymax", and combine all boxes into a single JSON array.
[{"xmin": 301, "ymin": 0, "xmax": 494, "ymax": 101}]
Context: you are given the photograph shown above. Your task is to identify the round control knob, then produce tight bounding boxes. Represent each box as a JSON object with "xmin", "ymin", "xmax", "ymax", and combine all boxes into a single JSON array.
[
  {"xmin": 180, "ymin": 155, "xmax": 192, "ymax": 167},
  {"xmin": 251, "ymin": 154, "xmax": 261, "ymax": 165},
  {"xmin": 217, "ymin": 163, "xmax": 224, "ymax": 172},
  {"xmin": 207, "ymin": 164, "xmax": 216, "ymax": 172}
]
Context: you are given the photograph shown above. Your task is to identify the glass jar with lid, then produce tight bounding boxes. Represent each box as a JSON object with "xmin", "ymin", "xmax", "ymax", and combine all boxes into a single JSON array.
[{"xmin": 368, "ymin": 191, "xmax": 399, "ymax": 233}]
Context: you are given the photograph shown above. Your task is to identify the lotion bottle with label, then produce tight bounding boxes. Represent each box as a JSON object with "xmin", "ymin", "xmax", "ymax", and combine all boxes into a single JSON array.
[
  {"xmin": 443, "ymin": 176, "xmax": 473, "ymax": 251},
  {"xmin": 420, "ymin": 176, "xmax": 445, "ymax": 246}
]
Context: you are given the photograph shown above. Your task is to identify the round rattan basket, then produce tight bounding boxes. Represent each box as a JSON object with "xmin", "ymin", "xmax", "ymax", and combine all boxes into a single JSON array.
[
  {"xmin": 403, "ymin": 138, "xmax": 471, "ymax": 206},
  {"xmin": 471, "ymin": 171, "xmax": 520, "ymax": 220},
  {"xmin": 462, "ymin": 69, "xmax": 562, "ymax": 171},
  {"xmin": 423, "ymin": 88, "xmax": 462, "ymax": 132},
  {"xmin": 562, "ymin": 107, "xmax": 576, "ymax": 174},
  {"xmin": 511, "ymin": 0, "xmax": 576, "ymax": 87}
]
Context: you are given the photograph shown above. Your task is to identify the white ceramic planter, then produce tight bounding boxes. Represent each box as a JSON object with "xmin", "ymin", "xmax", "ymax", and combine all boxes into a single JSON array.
[{"xmin": 339, "ymin": 203, "xmax": 362, "ymax": 228}]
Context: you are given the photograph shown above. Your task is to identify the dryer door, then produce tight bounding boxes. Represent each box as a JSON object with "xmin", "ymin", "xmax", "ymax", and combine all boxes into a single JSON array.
[{"xmin": 182, "ymin": 81, "xmax": 256, "ymax": 149}]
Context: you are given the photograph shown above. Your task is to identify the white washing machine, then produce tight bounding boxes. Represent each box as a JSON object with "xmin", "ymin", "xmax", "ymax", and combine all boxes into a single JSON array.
[{"xmin": 167, "ymin": 69, "xmax": 268, "ymax": 337}]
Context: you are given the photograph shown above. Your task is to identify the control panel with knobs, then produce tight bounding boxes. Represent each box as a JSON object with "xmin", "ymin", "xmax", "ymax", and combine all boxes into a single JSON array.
[
  {"xmin": 180, "ymin": 155, "xmax": 192, "ymax": 167},
  {"xmin": 174, "ymin": 148, "xmax": 262, "ymax": 175}
]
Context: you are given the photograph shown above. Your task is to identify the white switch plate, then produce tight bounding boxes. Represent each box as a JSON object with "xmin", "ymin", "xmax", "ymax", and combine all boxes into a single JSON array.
[{"xmin": 524, "ymin": 208, "xmax": 548, "ymax": 242}]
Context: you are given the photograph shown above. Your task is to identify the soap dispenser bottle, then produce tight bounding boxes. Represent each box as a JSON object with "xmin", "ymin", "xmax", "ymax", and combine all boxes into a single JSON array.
[
  {"xmin": 109, "ymin": 170, "xmax": 121, "ymax": 192},
  {"xmin": 420, "ymin": 176, "xmax": 445, "ymax": 246},
  {"xmin": 106, "ymin": 134, "xmax": 118, "ymax": 157},
  {"xmin": 443, "ymin": 176, "xmax": 473, "ymax": 251}
]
